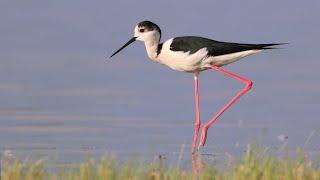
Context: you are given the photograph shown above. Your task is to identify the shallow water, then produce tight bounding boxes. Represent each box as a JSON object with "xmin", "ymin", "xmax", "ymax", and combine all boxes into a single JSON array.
[{"xmin": 0, "ymin": 106, "xmax": 318, "ymax": 166}]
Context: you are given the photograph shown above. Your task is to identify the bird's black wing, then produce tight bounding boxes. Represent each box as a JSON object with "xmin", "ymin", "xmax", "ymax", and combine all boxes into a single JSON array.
[{"xmin": 170, "ymin": 36, "xmax": 282, "ymax": 56}]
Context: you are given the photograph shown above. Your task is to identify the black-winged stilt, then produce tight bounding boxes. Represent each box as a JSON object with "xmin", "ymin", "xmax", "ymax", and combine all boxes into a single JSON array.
[{"xmin": 110, "ymin": 20, "xmax": 283, "ymax": 154}]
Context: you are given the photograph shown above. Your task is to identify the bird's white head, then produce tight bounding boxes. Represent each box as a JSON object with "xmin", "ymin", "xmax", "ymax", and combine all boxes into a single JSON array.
[
  {"xmin": 110, "ymin": 20, "xmax": 161, "ymax": 58},
  {"xmin": 134, "ymin": 21, "xmax": 161, "ymax": 43}
]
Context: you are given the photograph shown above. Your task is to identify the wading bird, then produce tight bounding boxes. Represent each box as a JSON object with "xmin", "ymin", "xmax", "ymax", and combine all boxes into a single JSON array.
[{"xmin": 110, "ymin": 21, "xmax": 283, "ymax": 154}]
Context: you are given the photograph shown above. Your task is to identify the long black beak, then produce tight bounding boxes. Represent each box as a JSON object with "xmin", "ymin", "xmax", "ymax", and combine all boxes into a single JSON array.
[{"xmin": 109, "ymin": 37, "xmax": 137, "ymax": 58}]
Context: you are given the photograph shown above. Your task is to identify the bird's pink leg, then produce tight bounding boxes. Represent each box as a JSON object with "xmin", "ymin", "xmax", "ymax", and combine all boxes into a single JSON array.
[
  {"xmin": 192, "ymin": 72, "xmax": 201, "ymax": 154},
  {"xmin": 198, "ymin": 65, "xmax": 253, "ymax": 149}
]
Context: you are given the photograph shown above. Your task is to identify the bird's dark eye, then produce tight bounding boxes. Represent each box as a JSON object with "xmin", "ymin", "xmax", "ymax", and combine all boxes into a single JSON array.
[{"xmin": 139, "ymin": 29, "xmax": 145, "ymax": 33}]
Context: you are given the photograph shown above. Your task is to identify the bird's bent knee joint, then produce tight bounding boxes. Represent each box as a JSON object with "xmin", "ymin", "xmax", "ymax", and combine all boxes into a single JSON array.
[
  {"xmin": 245, "ymin": 80, "xmax": 253, "ymax": 89},
  {"xmin": 202, "ymin": 125, "xmax": 209, "ymax": 132}
]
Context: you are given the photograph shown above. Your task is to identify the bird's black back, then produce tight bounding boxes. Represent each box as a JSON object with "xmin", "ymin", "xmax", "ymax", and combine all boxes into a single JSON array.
[{"xmin": 170, "ymin": 36, "xmax": 281, "ymax": 56}]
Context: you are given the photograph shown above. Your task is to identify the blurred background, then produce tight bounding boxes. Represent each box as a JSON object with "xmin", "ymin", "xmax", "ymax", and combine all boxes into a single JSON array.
[{"xmin": 0, "ymin": 0, "xmax": 319, "ymax": 164}]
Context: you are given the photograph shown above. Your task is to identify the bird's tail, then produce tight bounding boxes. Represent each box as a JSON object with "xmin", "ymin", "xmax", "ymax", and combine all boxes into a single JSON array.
[{"xmin": 254, "ymin": 43, "xmax": 288, "ymax": 49}]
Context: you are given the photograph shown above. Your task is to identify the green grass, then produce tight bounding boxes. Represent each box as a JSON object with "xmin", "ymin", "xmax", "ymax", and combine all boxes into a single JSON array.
[{"xmin": 1, "ymin": 144, "xmax": 320, "ymax": 180}]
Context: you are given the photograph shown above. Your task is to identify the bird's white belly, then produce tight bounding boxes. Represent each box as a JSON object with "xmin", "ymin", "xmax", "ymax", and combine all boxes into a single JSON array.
[
  {"xmin": 157, "ymin": 51, "xmax": 207, "ymax": 72},
  {"xmin": 156, "ymin": 49, "xmax": 260, "ymax": 72}
]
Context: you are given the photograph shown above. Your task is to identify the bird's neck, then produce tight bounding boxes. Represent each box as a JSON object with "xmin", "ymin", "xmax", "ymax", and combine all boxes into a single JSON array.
[{"xmin": 144, "ymin": 39, "xmax": 160, "ymax": 61}]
